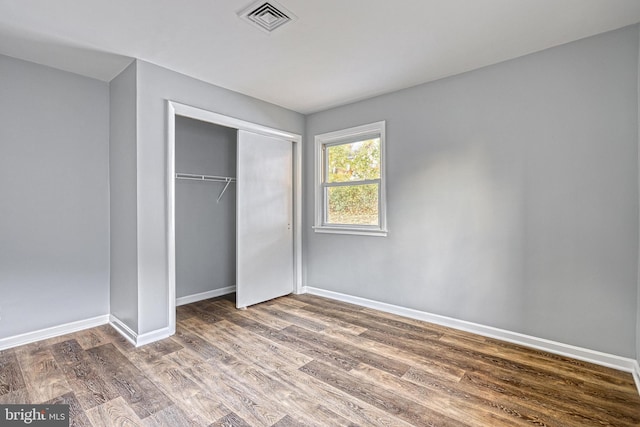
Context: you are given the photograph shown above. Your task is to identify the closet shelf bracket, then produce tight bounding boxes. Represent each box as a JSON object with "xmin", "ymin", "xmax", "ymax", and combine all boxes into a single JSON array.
[{"xmin": 216, "ymin": 178, "xmax": 233, "ymax": 203}]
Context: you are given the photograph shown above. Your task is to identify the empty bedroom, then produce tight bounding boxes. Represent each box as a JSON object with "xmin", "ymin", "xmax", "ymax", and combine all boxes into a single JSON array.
[{"xmin": 1, "ymin": 1, "xmax": 640, "ymax": 426}]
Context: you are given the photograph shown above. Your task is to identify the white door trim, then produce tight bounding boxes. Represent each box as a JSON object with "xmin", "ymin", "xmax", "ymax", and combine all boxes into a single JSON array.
[{"xmin": 166, "ymin": 100, "xmax": 303, "ymax": 335}]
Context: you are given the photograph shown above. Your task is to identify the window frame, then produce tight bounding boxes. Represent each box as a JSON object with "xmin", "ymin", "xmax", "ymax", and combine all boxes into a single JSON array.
[{"xmin": 313, "ymin": 121, "xmax": 387, "ymax": 237}]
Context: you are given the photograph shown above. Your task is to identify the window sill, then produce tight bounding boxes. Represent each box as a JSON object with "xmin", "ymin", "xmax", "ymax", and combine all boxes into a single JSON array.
[{"xmin": 313, "ymin": 225, "xmax": 388, "ymax": 237}]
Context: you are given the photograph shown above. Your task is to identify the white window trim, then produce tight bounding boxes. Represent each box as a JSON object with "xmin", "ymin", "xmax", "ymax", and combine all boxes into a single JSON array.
[{"xmin": 314, "ymin": 121, "xmax": 388, "ymax": 237}]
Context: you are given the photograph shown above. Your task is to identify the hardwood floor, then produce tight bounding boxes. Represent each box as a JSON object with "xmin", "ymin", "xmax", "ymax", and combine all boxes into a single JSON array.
[{"xmin": 1, "ymin": 293, "xmax": 639, "ymax": 426}]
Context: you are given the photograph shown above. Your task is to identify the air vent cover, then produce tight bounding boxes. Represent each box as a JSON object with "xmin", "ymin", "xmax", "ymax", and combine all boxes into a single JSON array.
[{"xmin": 238, "ymin": 0, "xmax": 297, "ymax": 33}]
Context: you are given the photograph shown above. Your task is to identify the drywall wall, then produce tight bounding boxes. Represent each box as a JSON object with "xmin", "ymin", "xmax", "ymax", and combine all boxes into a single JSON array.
[
  {"xmin": 175, "ymin": 117, "xmax": 237, "ymax": 299},
  {"xmin": 135, "ymin": 60, "xmax": 305, "ymax": 334},
  {"xmin": 305, "ymin": 25, "xmax": 639, "ymax": 358},
  {"xmin": 109, "ymin": 60, "xmax": 138, "ymax": 331},
  {"xmin": 637, "ymin": 27, "xmax": 640, "ymax": 367},
  {"xmin": 0, "ymin": 54, "xmax": 110, "ymax": 338}
]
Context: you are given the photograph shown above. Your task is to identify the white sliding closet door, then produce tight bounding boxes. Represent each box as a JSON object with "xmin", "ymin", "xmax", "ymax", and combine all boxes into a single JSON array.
[{"xmin": 236, "ymin": 130, "xmax": 293, "ymax": 308}]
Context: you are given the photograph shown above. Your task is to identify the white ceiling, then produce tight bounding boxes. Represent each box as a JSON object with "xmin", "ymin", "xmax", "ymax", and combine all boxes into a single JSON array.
[{"xmin": 1, "ymin": 1, "xmax": 640, "ymax": 114}]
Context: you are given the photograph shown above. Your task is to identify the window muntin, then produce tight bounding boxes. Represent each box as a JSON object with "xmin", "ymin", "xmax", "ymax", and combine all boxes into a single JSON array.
[{"xmin": 314, "ymin": 121, "xmax": 387, "ymax": 236}]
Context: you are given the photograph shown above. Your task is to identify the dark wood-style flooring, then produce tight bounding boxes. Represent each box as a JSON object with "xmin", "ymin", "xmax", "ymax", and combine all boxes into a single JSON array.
[{"xmin": 1, "ymin": 293, "xmax": 639, "ymax": 426}]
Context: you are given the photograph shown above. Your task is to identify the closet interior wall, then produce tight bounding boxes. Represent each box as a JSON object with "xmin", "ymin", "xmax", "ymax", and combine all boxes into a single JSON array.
[{"xmin": 175, "ymin": 116, "xmax": 237, "ymax": 300}]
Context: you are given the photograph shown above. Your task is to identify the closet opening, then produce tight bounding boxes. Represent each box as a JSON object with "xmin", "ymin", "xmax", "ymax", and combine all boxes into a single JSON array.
[
  {"xmin": 166, "ymin": 101, "xmax": 303, "ymax": 336},
  {"xmin": 174, "ymin": 117, "xmax": 238, "ymax": 307}
]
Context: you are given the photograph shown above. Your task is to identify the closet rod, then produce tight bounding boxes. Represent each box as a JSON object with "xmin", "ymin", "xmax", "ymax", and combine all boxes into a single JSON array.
[
  {"xmin": 175, "ymin": 173, "xmax": 236, "ymax": 203},
  {"xmin": 175, "ymin": 173, "xmax": 236, "ymax": 183}
]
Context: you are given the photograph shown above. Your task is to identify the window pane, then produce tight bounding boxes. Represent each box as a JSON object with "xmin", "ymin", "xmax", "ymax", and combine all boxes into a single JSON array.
[
  {"xmin": 326, "ymin": 184, "xmax": 378, "ymax": 225},
  {"xmin": 326, "ymin": 138, "xmax": 380, "ymax": 183}
]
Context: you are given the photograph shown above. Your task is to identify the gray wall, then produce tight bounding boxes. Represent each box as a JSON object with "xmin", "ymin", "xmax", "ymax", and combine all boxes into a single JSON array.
[
  {"xmin": 109, "ymin": 61, "xmax": 138, "ymax": 330},
  {"xmin": 0, "ymin": 55, "xmax": 110, "ymax": 339},
  {"xmin": 2, "ymin": 27, "xmax": 637, "ymax": 362},
  {"xmin": 175, "ymin": 117, "xmax": 237, "ymax": 298},
  {"xmin": 135, "ymin": 60, "xmax": 305, "ymax": 334},
  {"xmin": 637, "ymin": 25, "xmax": 640, "ymax": 366},
  {"xmin": 305, "ymin": 25, "xmax": 639, "ymax": 358}
]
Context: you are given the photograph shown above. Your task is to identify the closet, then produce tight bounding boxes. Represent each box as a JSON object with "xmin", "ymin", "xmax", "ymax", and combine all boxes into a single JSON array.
[
  {"xmin": 175, "ymin": 116, "xmax": 237, "ymax": 303},
  {"xmin": 172, "ymin": 111, "xmax": 297, "ymax": 311}
]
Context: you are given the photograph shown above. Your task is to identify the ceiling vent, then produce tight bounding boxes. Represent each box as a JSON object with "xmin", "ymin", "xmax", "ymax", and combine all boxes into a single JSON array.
[{"xmin": 238, "ymin": 0, "xmax": 297, "ymax": 33}]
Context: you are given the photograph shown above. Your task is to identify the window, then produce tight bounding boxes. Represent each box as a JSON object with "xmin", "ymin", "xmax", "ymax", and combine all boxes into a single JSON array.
[{"xmin": 314, "ymin": 121, "xmax": 387, "ymax": 236}]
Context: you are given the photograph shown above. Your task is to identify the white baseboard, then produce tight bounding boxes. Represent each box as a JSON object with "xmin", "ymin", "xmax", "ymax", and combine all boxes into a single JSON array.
[
  {"xmin": 109, "ymin": 315, "xmax": 174, "ymax": 347},
  {"xmin": 0, "ymin": 312, "xmax": 176, "ymax": 351},
  {"xmin": 108, "ymin": 315, "xmax": 138, "ymax": 346},
  {"xmin": 109, "ymin": 284, "xmax": 237, "ymax": 347},
  {"xmin": 0, "ymin": 315, "xmax": 110, "ymax": 351},
  {"xmin": 136, "ymin": 326, "xmax": 174, "ymax": 347},
  {"xmin": 303, "ymin": 286, "xmax": 638, "ymax": 376},
  {"xmin": 633, "ymin": 361, "xmax": 640, "ymax": 396},
  {"xmin": 176, "ymin": 286, "xmax": 236, "ymax": 306}
]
